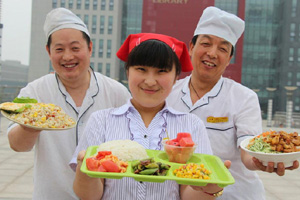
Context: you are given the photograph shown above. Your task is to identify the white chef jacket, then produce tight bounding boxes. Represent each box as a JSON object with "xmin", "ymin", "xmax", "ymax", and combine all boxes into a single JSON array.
[
  {"xmin": 70, "ymin": 100, "xmax": 213, "ymax": 200},
  {"xmin": 7, "ymin": 69, "xmax": 131, "ymax": 200},
  {"xmin": 167, "ymin": 75, "xmax": 265, "ymax": 200}
]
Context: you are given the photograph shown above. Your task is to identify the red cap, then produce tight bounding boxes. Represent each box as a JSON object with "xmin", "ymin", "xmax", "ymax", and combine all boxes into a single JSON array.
[{"xmin": 116, "ymin": 33, "xmax": 193, "ymax": 72}]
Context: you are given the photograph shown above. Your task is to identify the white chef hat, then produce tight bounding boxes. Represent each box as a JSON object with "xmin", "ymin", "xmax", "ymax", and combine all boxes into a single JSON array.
[
  {"xmin": 193, "ymin": 6, "xmax": 245, "ymax": 46},
  {"xmin": 43, "ymin": 7, "xmax": 90, "ymax": 40}
]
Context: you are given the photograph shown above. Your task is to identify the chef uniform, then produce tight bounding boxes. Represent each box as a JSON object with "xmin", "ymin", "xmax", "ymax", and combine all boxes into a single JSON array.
[
  {"xmin": 167, "ymin": 7, "xmax": 265, "ymax": 200},
  {"xmin": 7, "ymin": 8, "xmax": 131, "ymax": 200}
]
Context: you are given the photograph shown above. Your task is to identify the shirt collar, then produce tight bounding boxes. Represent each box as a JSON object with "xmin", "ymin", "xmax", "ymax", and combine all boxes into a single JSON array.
[
  {"xmin": 56, "ymin": 67, "xmax": 99, "ymax": 96},
  {"xmin": 181, "ymin": 75, "xmax": 224, "ymax": 98},
  {"xmin": 112, "ymin": 99, "xmax": 186, "ymax": 116},
  {"xmin": 206, "ymin": 76, "xmax": 224, "ymax": 98}
]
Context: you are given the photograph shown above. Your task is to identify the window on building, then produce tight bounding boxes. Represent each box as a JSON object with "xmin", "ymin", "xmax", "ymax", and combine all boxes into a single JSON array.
[
  {"xmin": 52, "ymin": 0, "xmax": 57, "ymax": 8},
  {"xmin": 98, "ymin": 63, "xmax": 103, "ymax": 73},
  {"xmin": 106, "ymin": 63, "xmax": 111, "ymax": 77},
  {"xmin": 290, "ymin": 23, "xmax": 296, "ymax": 41},
  {"xmin": 288, "ymin": 72, "xmax": 293, "ymax": 78},
  {"xmin": 77, "ymin": 0, "xmax": 81, "ymax": 9},
  {"xmin": 90, "ymin": 62, "xmax": 94, "ymax": 70},
  {"xmin": 84, "ymin": 15, "xmax": 89, "ymax": 28},
  {"xmin": 98, "ymin": 39, "xmax": 104, "ymax": 58},
  {"xmin": 107, "ymin": 40, "xmax": 112, "ymax": 58},
  {"xmin": 101, "ymin": 0, "xmax": 106, "ymax": 10},
  {"xmin": 295, "ymin": 99, "xmax": 300, "ymax": 110},
  {"xmin": 298, "ymin": 48, "xmax": 300, "ymax": 62},
  {"xmin": 69, "ymin": 0, "xmax": 74, "ymax": 8},
  {"xmin": 292, "ymin": 0, "xmax": 297, "ymax": 17},
  {"xmin": 92, "ymin": 15, "xmax": 97, "ymax": 34},
  {"xmin": 100, "ymin": 16, "xmax": 105, "ymax": 34},
  {"xmin": 289, "ymin": 48, "xmax": 294, "ymax": 62},
  {"xmin": 108, "ymin": 16, "xmax": 113, "ymax": 34},
  {"xmin": 93, "ymin": 0, "xmax": 97, "ymax": 10},
  {"xmin": 92, "ymin": 39, "xmax": 96, "ymax": 57},
  {"xmin": 61, "ymin": 0, "xmax": 66, "ymax": 7},
  {"xmin": 109, "ymin": 0, "xmax": 114, "ymax": 11},
  {"xmin": 85, "ymin": 0, "xmax": 90, "ymax": 9},
  {"xmin": 299, "ymin": 25, "xmax": 300, "ymax": 41}
]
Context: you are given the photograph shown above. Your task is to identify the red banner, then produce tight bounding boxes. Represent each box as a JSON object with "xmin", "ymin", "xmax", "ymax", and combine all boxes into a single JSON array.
[{"xmin": 141, "ymin": 0, "xmax": 245, "ymax": 82}]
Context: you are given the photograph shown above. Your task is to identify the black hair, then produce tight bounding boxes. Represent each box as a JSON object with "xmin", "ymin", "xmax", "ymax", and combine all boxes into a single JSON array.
[
  {"xmin": 125, "ymin": 40, "xmax": 181, "ymax": 76},
  {"xmin": 46, "ymin": 31, "xmax": 91, "ymax": 50},
  {"xmin": 191, "ymin": 35, "xmax": 234, "ymax": 56}
]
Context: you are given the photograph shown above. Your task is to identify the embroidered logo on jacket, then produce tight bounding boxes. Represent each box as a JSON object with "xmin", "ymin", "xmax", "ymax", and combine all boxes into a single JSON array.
[{"xmin": 207, "ymin": 116, "xmax": 228, "ymax": 123}]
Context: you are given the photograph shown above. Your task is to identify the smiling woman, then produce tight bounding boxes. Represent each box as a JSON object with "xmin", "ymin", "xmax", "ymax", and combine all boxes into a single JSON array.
[
  {"xmin": 1, "ymin": 0, "xmax": 32, "ymax": 65},
  {"xmin": 71, "ymin": 33, "xmax": 220, "ymax": 200}
]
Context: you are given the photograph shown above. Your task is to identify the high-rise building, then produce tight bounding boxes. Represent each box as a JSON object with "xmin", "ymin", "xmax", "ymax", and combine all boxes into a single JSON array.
[
  {"xmin": 0, "ymin": 0, "xmax": 4, "ymax": 91},
  {"xmin": 0, "ymin": 60, "xmax": 28, "ymax": 102},
  {"xmin": 241, "ymin": 0, "xmax": 300, "ymax": 116},
  {"xmin": 0, "ymin": 0, "xmax": 3, "ymax": 71}
]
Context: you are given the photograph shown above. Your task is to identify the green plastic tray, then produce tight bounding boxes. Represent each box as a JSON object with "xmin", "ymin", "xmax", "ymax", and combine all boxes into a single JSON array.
[{"xmin": 81, "ymin": 146, "xmax": 235, "ymax": 187}]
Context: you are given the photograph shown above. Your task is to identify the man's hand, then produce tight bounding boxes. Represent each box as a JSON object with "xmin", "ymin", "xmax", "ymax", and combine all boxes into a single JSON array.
[{"xmin": 252, "ymin": 157, "xmax": 299, "ymax": 176}]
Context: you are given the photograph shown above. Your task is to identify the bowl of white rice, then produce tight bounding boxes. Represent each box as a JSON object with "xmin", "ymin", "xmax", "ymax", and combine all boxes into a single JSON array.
[{"xmin": 97, "ymin": 140, "xmax": 149, "ymax": 162}]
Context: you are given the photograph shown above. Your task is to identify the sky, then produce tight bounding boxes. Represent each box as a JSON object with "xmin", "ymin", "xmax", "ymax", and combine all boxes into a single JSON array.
[{"xmin": 1, "ymin": 0, "xmax": 32, "ymax": 65}]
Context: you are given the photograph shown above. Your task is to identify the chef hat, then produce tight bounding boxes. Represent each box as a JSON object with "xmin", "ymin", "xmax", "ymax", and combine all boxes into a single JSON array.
[
  {"xmin": 116, "ymin": 33, "xmax": 193, "ymax": 72},
  {"xmin": 194, "ymin": 6, "xmax": 245, "ymax": 46},
  {"xmin": 43, "ymin": 7, "xmax": 90, "ymax": 40}
]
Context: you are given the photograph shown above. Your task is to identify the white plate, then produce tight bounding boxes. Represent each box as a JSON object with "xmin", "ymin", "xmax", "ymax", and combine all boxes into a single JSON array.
[
  {"xmin": 240, "ymin": 136, "xmax": 300, "ymax": 167},
  {"xmin": 1, "ymin": 110, "xmax": 76, "ymax": 131}
]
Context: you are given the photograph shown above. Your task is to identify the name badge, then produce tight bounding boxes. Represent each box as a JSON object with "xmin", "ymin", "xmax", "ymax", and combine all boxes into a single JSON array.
[{"xmin": 207, "ymin": 116, "xmax": 228, "ymax": 123}]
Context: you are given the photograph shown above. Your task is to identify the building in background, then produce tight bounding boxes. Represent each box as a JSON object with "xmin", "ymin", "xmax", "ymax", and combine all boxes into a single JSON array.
[
  {"xmin": 0, "ymin": 0, "xmax": 3, "ymax": 87},
  {"xmin": 0, "ymin": 0, "xmax": 25, "ymax": 103},
  {"xmin": 28, "ymin": 0, "xmax": 300, "ymax": 126},
  {"xmin": 240, "ymin": 0, "xmax": 300, "ymax": 122},
  {"xmin": 0, "ymin": 60, "xmax": 28, "ymax": 102},
  {"xmin": 0, "ymin": 0, "xmax": 3, "ymax": 61}
]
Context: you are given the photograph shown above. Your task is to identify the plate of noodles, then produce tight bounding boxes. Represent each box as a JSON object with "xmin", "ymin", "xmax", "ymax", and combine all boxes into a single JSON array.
[{"xmin": 240, "ymin": 131, "xmax": 300, "ymax": 167}]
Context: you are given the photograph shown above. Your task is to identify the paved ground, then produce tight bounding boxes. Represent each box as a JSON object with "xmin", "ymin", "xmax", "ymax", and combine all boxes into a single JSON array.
[
  {"xmin": 0, "ymin": 116, "xmax": 300, "ymax": 199},
  {"xmin": 0, "ymin": 117, "xmax": 33, "ymax": 200}
]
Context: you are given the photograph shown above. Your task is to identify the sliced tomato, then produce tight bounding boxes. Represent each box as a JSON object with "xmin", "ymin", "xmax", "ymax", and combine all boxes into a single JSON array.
[
  {"xmin": 96, "ymin": 151, "xmax": 112, "ymax": 160},
  {"xmin": 86, "ymin": 157, "xmax": 101, "ymax": 171},
  {"xmin": 99, "ymin": 165, "xmax": 107, "ymax": 172},
  {"xmin": 101, "ymin": 160, "xmax": 120, "ymax": 172}
]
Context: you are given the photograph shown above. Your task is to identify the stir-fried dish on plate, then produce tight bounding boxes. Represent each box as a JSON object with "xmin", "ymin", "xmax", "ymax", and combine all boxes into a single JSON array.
[
  {"xmin": 247, "ymin": 131, "xmax": 300, "ymax": 153},
  {"xmin": 0, "ymin": 100, "xmax": 76, "ymax": 130}
]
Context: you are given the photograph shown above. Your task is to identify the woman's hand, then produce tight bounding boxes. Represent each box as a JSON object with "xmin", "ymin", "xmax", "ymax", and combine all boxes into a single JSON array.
[
  {"xmin": 181, "ymin": 160, "xmax": 229, "ymax": 199},
  {"xmin": 76, "ymin": 150, "xmax": 86, "ymax": 169},
  {"xmin": 73, "ymin": 150, "xmax": 104, "ymax": 200}
]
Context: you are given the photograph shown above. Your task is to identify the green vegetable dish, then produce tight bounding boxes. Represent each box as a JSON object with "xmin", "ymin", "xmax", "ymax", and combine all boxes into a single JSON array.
[
  {"xmin": 13, "ymin": 97, "xmax": 38, "ymax": 103},
  {"xmin": 247, "ymin": 137, "xmax": 278, "ymax": 153},
  {"xmin": 132, "ymin": 158, "xmax": 170, "ymax": 176}
]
